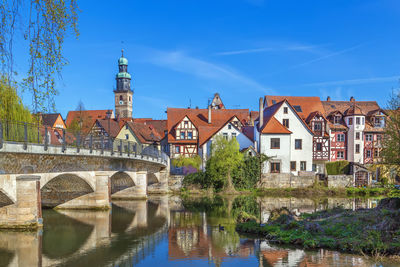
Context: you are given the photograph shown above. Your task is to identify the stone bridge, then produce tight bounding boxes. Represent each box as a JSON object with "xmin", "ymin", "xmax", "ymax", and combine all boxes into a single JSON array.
[{"xmin": 0, "ymin": 142, "xmax": 169, "ymax": 228}]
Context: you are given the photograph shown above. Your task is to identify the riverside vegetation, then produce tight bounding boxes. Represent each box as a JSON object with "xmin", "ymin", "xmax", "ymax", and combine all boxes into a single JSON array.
[{"xmin": 236, "ymin": 198, "xmax": 400, "ymax": 257}]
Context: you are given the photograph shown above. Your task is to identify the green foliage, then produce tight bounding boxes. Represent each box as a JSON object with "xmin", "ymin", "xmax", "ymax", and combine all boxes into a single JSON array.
[
  {"xmin": 0, "ymin": 76, "xmax": 34, "ymax": 123},
  {"xmin": 172, "ymin": 155, "xmax": 202, "ymax": 170},
  {"xmin": 0, "ymin": 0, "xmax": 79, "ymax": 112},
  {"xmin": 206, "ymin": 135, "xmax": 244, "ymax": 191},
  {"xmin": 182, "ymin": 172, "xmax": 210, "ymax": 188},
  {"xmin": 326, "ymin": 160, "xmax": 350, "ymax": 175},
  {"xmin": 382, "ymin": 90, "xmax": 400, "ymax": 166},
  {"xmin": 233, "ymin": 156, "xmax": 261, "ymax": 189}
]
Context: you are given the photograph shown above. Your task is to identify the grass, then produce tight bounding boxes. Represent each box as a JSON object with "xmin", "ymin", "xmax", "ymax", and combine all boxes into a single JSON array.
[{"xmin": 236, "ymin": 199, "xmax": 400, "ymax": 256}]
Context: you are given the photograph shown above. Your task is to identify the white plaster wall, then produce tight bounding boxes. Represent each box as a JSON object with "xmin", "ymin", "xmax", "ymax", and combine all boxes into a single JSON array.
[
  {"xmin": 260, "ymin": 134, "xmax": 291, "ymax": 173},
  {"xmin": 273, "ymin": 102, "xmax": 313, "ymax": 172},
  {"xmin": 346, "ymin": 115, "xmax": 365, "ymax": 164}
]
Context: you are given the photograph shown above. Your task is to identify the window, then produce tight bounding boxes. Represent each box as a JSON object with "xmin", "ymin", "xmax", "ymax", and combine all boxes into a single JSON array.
[
  {"xmin": 300, "ymin": 161, "xmax": 306, "ymax": 171},
  {"xmin": 337, "ymin": 134, "xmax": 345, "ymax": 142},
  {"xmin": 187, "ymin": 131, "xmax": 193, "ymax": 139},
  {"xmin": 374, "ymin": 150, "xmax": 379, "ymax": 157},
  {"xmin": 295, "ymin": 139, "xmax": 302, "ymax": 150},
  {"xmin": 283, "ymin": 107, "xmax": 288, "ymax": 114},
  {"xmin": 337, "ymin": 151, "xmax": 344, "ymax": 159},
  {"xmin": 290, "ymin": 161, "xmax": 296, "ymax": 171},
  {"xmin": 377, "ymin": 134, "xmax": 382, "ymax": 141},
  {"xmin": 129, "ymin": 96, "xmax": 131, "ymax": 101},
  {"xmin": 180, "ymin": 132, "xmax": 185, "ymax": 139},
  {"xmin": 356, "ymin": 132, "xmax": 360, "ymax": 140},
  {"xmin": 362, "ymin": 117, "xmax": 365, "ymax": 125},
  {"xmin": 232, "ymin": 132, "xmax": 237, "ymax": 139},
  {"xmin": 316, "ymin": 143, "xmax": 322, "ymax": 151},
  {"xmin": 334, "ymin": 115, "xmax": 341, "ymax": 124},
  {"xmin": 175, "ymin": 146, "xmax": 180, "ymax": 153},
  {"xmin": 184, "ymin": 121, "xmax": 188, "ymax": 127},
  {"xmin": 125, "ymin": 124, "xmax": 129, "ymax": 130},
  {"xmin": 366, "ymin": 134, "xmax": 372, "ymax": 141},
  {"xmin": 355, "ymin": 144, "xmax": 360, "ymax": 153},
  {"xmin": 125, "ymin": 134, "xmax": 129, "ymax": 140},
  {"xmin": 119, "ymin": 95, "xmax": 123, "ymax": 101},
  {"xmin": 366, "ymin": 150, "xmax": 372, "ymax": 158},
  {"xmin": 271, "ymin": 162, "xmax": 280, "ymax": 173},
  {"xmin": 223, "ymin": 133, "xmax": 228, "ymax": 140},
  {"xmin": 228, "ymin": 124, "xmax": 232, "ymax": 130},
  {"xmin": 312, "ymin": 164, "xmax": 317, "ymax": 172},
  {"xmin": 293, "ymin": 105, "xmax": 302, "ymax": 112},
  {"xmin": 313, "ymin": 122, "xmax": 322, "ymax": 131},
  {"xmin": 272, "ymin": 100, "xmax": 276, "ymax": 104},
  {"xmin": 283, "ymin": 119, "xmax": 289, "ymax": 128},
  {"xmin": 271, "ymin": 138, "xmax": 280, "ymax": 149},
  {"xmin": 348, "ymin": 118, "xmax": 353, "ymax": 125},
  {"xmin": 356, "ymin": 117, "xmax": 360, "ymax": 125}
]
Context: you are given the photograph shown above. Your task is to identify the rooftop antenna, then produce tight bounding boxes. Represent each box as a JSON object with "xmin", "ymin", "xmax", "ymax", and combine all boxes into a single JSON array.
[
  {"xmin": 189, "ymin": 98, "xmax": 192, "ymax": 108},
  {"xmin": 121, "ymin": 41, "xmax": 125, "ymax": 56}
]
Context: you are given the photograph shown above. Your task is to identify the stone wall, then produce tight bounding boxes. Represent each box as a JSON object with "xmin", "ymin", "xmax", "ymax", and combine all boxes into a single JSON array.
[
  {"xmin": 168, "ymin": 175, "xmax": 185, "ymax": 193},
  {"xmin": 258, "ymin": 173, "xmax": 316, "ymax": 188},
  {"xmin": 327, "ymin": 175, "xmax": 354, "ymax": 188}
]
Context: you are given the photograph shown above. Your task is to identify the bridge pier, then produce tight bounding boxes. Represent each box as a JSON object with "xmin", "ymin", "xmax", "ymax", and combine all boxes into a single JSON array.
[
  {"xmin": 55, "ymin": 172, "xmax": 111, "ymax": 210},
  {"xmin": 0, "ymin": 175, "xmax": 42, "ymax": 229}
]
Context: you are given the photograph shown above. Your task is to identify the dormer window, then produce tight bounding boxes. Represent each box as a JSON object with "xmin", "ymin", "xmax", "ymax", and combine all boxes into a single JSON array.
[
  {"xmin": 334, "ymin": 115, "xmax": 341, "ymax": 124},
  {"xmin": 374, "ymin": 117, "xmax": 384, "ymax": 128},
  {"xmin": 356, "ymin": 117, "xmax": 360, "ymax": 125},
  {"xmin": 313, "ymin": 122, "xmax": 322, "ymax": 131}
]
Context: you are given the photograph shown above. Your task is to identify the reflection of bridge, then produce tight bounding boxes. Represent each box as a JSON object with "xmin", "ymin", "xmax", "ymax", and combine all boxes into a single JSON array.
[
  {"xmin": 0, "ymin": 197, "xmax": 171, "ymax": 267},
  {"xmin": 0, "ymin": 142, "xmax": 170, "ymax": 228}
]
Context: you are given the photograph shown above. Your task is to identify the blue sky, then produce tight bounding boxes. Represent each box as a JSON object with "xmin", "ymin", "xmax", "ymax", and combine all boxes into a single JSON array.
[{"xmin": 15, "ymin": 0, "xmax": 400, "ymax": 119}]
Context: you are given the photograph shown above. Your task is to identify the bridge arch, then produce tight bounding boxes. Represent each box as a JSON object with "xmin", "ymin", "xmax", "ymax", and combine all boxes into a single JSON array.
[
  {"xmin": 41, "ymin": 173, "xmax": 94, "ymax": 208},
  {"xmin": 147, "ymin": 172, "xmax": 159, "ymax": 186},
  {"xmin": 0, "ymin": 189, "xmax": 14, "ymax": 208},
  {"xmin": 110, "ymin": 172, "xmax": 135, "ymax": 195}
]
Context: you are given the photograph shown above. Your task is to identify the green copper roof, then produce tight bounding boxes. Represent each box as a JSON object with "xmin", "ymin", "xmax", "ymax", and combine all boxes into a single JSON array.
[
  {"xmin": 118, "ymin": 57, "xmax": 128, "ymax": 65},
  {"xmin": 116, "ymin": 72, "xmax": 131, "ymax": 79}
]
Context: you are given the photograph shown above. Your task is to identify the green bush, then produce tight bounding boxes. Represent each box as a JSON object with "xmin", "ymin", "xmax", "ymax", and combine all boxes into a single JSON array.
[
  {"xmin": 182, "ymin": 172, "xmax": 209, "ymax": 188},
  {"xmin": 172, "ymin": 155, "xmax": 202, "ymax": 170},
  {"xmin": 326, "ymin": 160, "xmax": 350, "ymax": 175},
  {"xmin": 232, "ymin": 156, "xmax": 260, "ymax": 189}
]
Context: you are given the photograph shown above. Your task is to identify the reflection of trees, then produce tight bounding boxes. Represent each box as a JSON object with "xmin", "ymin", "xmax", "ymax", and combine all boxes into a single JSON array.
[{"xmin": 0, "ymin": 248, "xmax": 14, "ymax": 267}]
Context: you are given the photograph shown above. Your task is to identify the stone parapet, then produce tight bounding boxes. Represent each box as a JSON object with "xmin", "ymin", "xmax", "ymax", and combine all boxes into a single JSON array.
[{"xmin": 258, "ymin": 173, "xmax": 316, "ymax": 188}]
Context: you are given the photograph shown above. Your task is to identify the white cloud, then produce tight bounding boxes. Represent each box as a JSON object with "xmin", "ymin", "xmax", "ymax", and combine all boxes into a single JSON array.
[
  {"xmin": 215, "ymin": 44, "xmax": 320, "ymax": 56},
  {"xmin": 144, "ymin": 48, "xmax": 272, "ymax": 93}
]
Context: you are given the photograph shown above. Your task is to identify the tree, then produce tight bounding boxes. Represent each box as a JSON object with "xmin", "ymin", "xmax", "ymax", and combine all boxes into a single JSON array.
[
  {"xmin": 0, "ymin": 0, "xmax": 79, "ymax": 112},
  {"xmin": 207, "ymin": 135, "xmax": 244, "ymax": 193},
  {"xmin": 68, "ymin": 100, "xmax": 89, "ymax": 134},
  {"xmin": 382, "ymin": 89, "xmax": 400, "ymax": 166},
  {"xmin": 0, "ymin": 75, "xmax": 33, "ymax": 123}
]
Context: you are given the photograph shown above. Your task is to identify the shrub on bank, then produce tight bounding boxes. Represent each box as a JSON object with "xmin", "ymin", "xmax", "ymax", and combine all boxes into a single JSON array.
[{"xmin": 326, "ymin": 160, "xmax": 350, "ymax": 175}]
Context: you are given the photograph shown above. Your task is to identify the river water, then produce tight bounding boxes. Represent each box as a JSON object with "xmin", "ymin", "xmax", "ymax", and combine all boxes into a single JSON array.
[{"xmin": 0, "ymin": 196, "xmax": 398, "ymax": 267}]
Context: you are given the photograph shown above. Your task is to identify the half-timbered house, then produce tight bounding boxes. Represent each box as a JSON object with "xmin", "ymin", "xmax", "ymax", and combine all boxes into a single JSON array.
[{"xmin": 166, "ymin": 106, "xmax": 252, "ymax": 159}]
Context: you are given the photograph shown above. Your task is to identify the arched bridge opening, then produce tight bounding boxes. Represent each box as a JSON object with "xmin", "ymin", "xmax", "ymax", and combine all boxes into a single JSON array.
[
  {"xmin": 0, "ymin": 190, "xmax": 14, "ymax": 208},
  {"xmin": 41, "ymin": 174, "xmax": 94, "ymax": 208},
  {"xmin": 110, "ymin": 172, "xmax": 135, "ymax": 195},
  {"xmin": 147, "ymin": 173, "xmax": 159, "ymax": 186}
]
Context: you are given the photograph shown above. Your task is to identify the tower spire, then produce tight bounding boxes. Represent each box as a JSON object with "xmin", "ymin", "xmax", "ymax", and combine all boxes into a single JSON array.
[{"xmin": 121, "ymin": 48, "xmax": 124, "ymax": 57}]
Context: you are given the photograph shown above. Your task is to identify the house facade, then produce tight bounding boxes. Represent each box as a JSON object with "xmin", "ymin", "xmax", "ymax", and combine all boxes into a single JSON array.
[
  {"xmin": 167, "ymin": 106, "xmax": 253, "ymax": 159},
  {"xmin": 255, "ymin": 98, "xmax": 314, "ymax": 175}
]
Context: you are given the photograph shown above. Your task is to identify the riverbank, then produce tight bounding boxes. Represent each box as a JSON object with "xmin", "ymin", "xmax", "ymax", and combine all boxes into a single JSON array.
[
  {"xmin": 177, "ymin": 185, "xmax": 400, "ymax": 198},
  {"xmin": 236, "ymin": 198, "xmax": 400, "ymax": 257}
]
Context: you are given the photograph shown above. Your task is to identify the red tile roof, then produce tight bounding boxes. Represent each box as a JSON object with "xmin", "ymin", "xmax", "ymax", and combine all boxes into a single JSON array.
[
  {"xmin": 65, "ymin": 110, "xmax": 112, "ymax": 133},
  {"xmin": 322, "ymin": 100, "xmax": 380, "ymax": 116},
  {"xmin": 96, "ymin": 119, "xmax": 121, "ymax": 138},
  {"xmin": 264, "ymin": 95, "xmax": 325, "ymax": 121},
  {"xmin": 167, "ymin": 108, "xmax": 251, "ymax": 144},
  {"xmin": 262, "ymin": 117, "xmax": 292, "ymax": 134},
  {"xmin": 126, "ymin": 121, "xmax": 163, "ymax": 144},
  {"xmin": 242, "ymin": 125, "xmax": 255, "ymax": 140}
]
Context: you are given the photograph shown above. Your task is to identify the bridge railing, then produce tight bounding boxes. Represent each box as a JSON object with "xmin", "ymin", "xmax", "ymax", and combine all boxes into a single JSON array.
[{"xmin": 0, "ymin": 120, "xmax": 168, "ymax": 165}]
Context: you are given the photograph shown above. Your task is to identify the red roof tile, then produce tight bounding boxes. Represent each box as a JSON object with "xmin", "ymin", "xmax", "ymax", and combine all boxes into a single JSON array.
[
  {"xmin": 126, "ymin": 121, "xmax": 163, "ymax": 144},
  {"xmin": 65, "ymin": 110, "xmax": 112, "ymax": 134}
]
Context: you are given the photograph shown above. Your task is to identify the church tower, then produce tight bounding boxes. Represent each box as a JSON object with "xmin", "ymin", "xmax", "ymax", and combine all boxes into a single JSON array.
[{"xmin": 114, "ymin": 50, "xmax": 133, "ymax": 118}]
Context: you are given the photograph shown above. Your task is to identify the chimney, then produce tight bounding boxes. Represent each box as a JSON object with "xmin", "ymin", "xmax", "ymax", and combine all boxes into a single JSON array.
[
  {"xmin": 259, "ymin": 97, "xmax": 263, "ymax": 130},
  {"xmin": 208, "ymin": 105, "xmax": 212, "ymax": 124},
  {"xmin": 327, "ymin": 96, "xmax": 331, "ymax": 101},
  {"xmin": 350, "ymin": 96, "xmax": 355, "ymax": 102}
]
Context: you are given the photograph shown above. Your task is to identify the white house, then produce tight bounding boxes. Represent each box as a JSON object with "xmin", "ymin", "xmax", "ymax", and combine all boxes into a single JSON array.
[{"xmin": 254, "ymin": 98, "xmax": 314, "ymax": 175}]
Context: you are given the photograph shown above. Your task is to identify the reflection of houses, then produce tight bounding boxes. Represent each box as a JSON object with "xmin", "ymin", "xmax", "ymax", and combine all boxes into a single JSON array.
[{"xmin": 168, "ymin": 212, "xmax": 254, "ymax": 264}]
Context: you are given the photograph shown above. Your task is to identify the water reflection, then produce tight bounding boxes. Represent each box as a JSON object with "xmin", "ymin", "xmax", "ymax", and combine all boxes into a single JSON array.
[{"xmin": 0, "ymin": 196, "xmax": 395, "ymax": 267}]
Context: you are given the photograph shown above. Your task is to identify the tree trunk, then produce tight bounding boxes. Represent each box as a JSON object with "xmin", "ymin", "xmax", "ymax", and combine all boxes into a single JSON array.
[{"xmin": 224, "ymin": 168, "xmax": 237, "ymax": 194}]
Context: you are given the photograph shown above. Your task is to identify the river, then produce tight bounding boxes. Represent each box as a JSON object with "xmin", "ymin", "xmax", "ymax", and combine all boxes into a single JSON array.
[{"xmin": 0, "ymin": 196, "xmax": 398, "ymax": 267}]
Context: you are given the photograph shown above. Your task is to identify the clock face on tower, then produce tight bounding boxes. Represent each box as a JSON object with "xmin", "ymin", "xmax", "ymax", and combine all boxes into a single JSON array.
[{"xmin": 119, "ymin": 100, "xmax": 124, "ymax": 105}]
